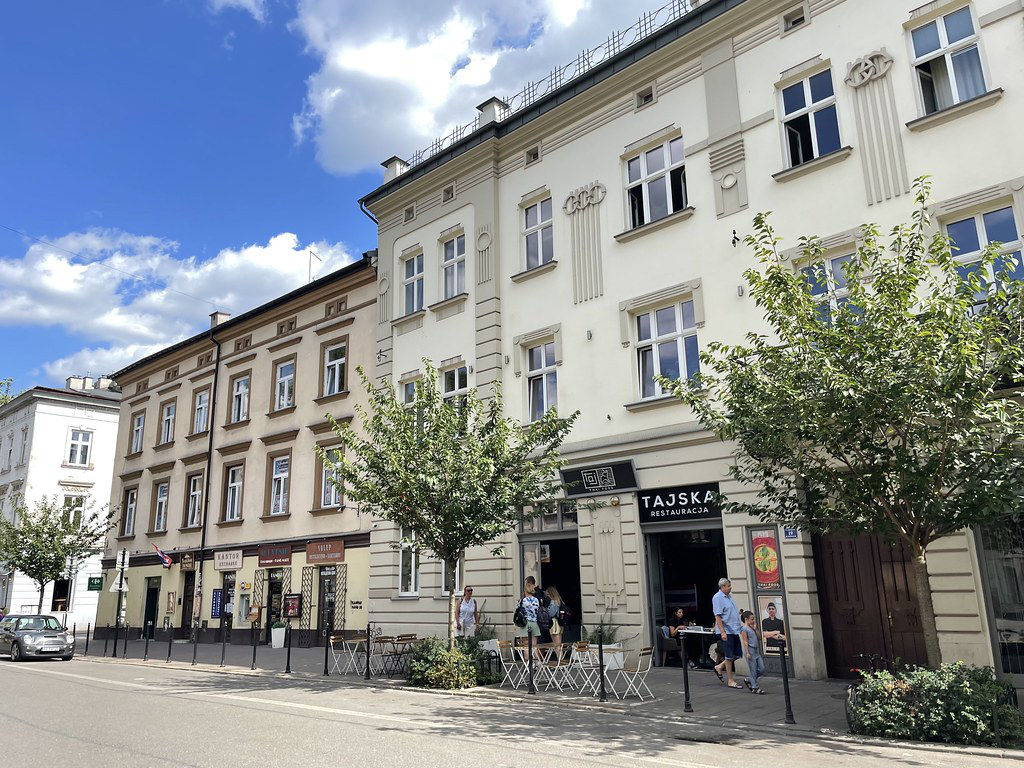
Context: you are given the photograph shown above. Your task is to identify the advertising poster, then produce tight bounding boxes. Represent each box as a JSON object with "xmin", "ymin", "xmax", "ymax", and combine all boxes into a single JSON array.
[
  {"xmin": 283, "ymin": 593, "xmax": 302, "ymax": 619},
  {"xmin": 750, "ymin": 528, "xmax": 781, "ymax": 590},
  {"xmin": 757, "ymin": 595, "xmax": 789, "ymax": 657}
]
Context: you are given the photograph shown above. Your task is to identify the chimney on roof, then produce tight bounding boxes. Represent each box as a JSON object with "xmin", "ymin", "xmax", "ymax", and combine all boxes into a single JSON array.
[
  {"xmin": 66, "ymin": 376, "xmax": 94, "ymax": 391},
  {"xmin": 381, "ymin": 156, "xmax": 409, "ymax": 183},
  {"xmin": 95, "ymin": 377, "xmax": 115, "ymax": 390},
  {"xmin": 476, "ymin": 96, "xmax": 509, "ymax": 127},
  {"xmin": 210, "ymin": 311, "xmax": 231, "ymax": 328}
]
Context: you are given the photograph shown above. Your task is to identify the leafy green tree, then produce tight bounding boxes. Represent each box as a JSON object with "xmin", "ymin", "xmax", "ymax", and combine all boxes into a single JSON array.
[
  {"xmin": 0, "ymin": 378, "xmax": 15, "ymax": 406},
  {"xmin": 667, "ymin": 181, "xmax": 1024, "ymax": 666},
  {"xmin": 321, "ymin": 363, "xmax": 577, "ymax": 648},
  {"xmin": 0, "ymin": 495, "xmax": 114, "ymax": 612}
]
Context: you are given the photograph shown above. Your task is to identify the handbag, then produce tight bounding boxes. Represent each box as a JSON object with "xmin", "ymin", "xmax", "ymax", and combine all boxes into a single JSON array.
[{"xmin": 513, "ymin": 599, "xmax": 527, "ymax": 628}]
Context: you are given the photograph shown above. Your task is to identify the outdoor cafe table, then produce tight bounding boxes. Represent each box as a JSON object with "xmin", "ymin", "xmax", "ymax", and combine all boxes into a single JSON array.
[
  {"xmin": 679, "ymin": 627, "xmax": 719, "ymax": 669},
  {"xmin": 332, "ymin": 634, "xmax": 367, "ymax": 675},
  {"xmin": 379, "ymin": 636, "xmax": 417, "ymax": 678}
]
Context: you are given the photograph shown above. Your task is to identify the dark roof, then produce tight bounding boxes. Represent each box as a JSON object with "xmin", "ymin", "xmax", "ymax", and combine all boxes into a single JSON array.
[
  {"xmin": 360, "ymin": 0, "xmax": 746, "ymax": 207},
  {"xmin": 111, "ymin": 252, "xmax": 376, "ymax": 381}
]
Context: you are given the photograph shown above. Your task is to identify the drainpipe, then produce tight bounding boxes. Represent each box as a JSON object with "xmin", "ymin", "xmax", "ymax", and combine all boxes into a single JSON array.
[{"xmin": 358, "ymin": 199, "xmax": 378, "ymax": 226}]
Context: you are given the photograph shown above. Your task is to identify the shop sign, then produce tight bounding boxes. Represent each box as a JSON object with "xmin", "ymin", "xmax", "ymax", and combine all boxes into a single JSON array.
[
  {"xmin": 560, "ymin": 460, "xmax": 637, "ymax": 497},
  {"xmin": 180, "ymin": 552, "xmax": 196, "ymax": 571},
  {"xmin": 214, "ymin": 549, "xmax": 243, "ymax": 571},
  {"xmin": 306, "ymin": 539, "xmax": 345, "ymax": 564},
  {"xmin": 637, "ymin": 482, "xmax": 721, "ymax": 524},
  {"xmin": 211, "ymin": 588, "xmax": 223, "ymax": 619},
  {"xmin": 283, "ymin": 593, "xmax": 302, "ymax": 619},
  {"xmin": 750, "ymin": 528, "xmax": 782, "ymax": 590},
  {"xmin": 258, "ymin": 543, "xmax": 292, "ymax": 567},
  {"xmin": 87, "ymin": 576, "xmax": 103, "ymax": 591}
]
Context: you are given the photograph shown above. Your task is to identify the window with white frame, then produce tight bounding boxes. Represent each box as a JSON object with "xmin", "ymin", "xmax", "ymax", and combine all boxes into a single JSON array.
[
  {"xmin": 947, "ymin": 206, "xmax": 1023, "ymax": 306},
  {"xmin": 402, "ymin": 380, "xmax": 417, "ymax": 404},
  {"xmin": 4, "ymin": 437, "xmax": 12, "ymax": 470},
  {"xmin": 403, "ymin": 253, "xmax": 424, "ymax": 315},
  {"xmin": 274, "ymin": 360, "xmax": 295, "ymax": 411},
  {"xmin": 130, "ymin": 412, "xmax": 144, "ymax": 453},
  {"xmin": 800, "ymin": 254, "xmax": 856, "ymax": 323},
  {"xmin": 185, "ymin": 474, "xmax": 203, "ymax": 528},
  {"xmin": 636, "ymin": 300, "xmax": 700, "ymax": 399},
  {"xmin": 523, "ymin": 198, "xmax": 553, "ymax": 270},
  {"xmin": 63, "ymin": 494, "xmax": 85, "ymax": 527},
  {"xmin": 269, "ymin": 456, "xmax": 290, "ymax": 516},
  {"xmin": 159, "ymin": 402, "xmax": 175, "ymax": 444},
  {"xmin": 910, "ymin": 6, "xmax": 986, "ymax": 116},
  {"xmin": 193, "ymin": 390, "xmax": 209, "ymax": 434},
  {"xmin": 122, "ymin": 488, "xmax": 137, "ymax": 536},
  {"xmin": 224, "ymin": 466, "xmax": 243, "ymax": 522},
  {"xmin": 323, "ymin": 343, "xmax": 346, "ymax": 396},
  {"xmin": 441, "ymin": 558, "xmax": 462, "ymax": 595},
  {"xmin": 399, "ymin": 526, "xmax": 418, "ymax": 594},
  {"xmin": 626, "ymin": 136, "xmax": 687, "ymax": 230},
  {"xmin": 527, "ymin": 342, "xmax": 557, "ymax": 422},
  {"xmin": 321, "ymin": 448, "xmax": 343, "ymax": 508},
  {"xmin": 153, "ymin": 482, "xmax": 169, "ymax": 531},
  {"xmin": 67, "ymin": 429, "xmax": 92, "ymax": 466},
  {"xmin": 231, "ymin": 375, "xmax": 250, "ymax": 422},
  {"xmin": 442, "ymin": 235, "xmax": 466, "ymax": 299},
  {"xmin": 781, "ymin": 69, "xmax": 840, "ymax": 168},
  {"xmin": 442, "ymin": 365, "xmax": 469, "ymax": 412},
  {"xmin": 18, "ymin": 427, "xmax": 28, "ymax": 465}
]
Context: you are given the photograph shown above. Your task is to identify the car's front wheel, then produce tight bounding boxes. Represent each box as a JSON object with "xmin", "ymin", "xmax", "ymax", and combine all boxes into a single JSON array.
[
  {"xmin": 10, "ymin": 643, "xmax": 23, "ymax": 662},
  {"xmin": 61, "ymin": 654, "xmax": 73, "ymax": 661}
]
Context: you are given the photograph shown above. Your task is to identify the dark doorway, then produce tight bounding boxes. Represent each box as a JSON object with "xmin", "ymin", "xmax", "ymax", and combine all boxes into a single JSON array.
[
  {"xmin": 220, "ymin": 572, "xmax": 236, "ymax": 642},
  {"xmin": 180, "ymin": 571, "xmax": 195, "ymax": 636},
  {"xmin": 50, "ymin": 578, "xmax": 71, "ymax": 612},
  {"xmin": 539, "ymin": 538, "xmax": 581, "ymax": 643},
  {"xmin": 143, "ymin": 577, "xmax": 161, "ymax": 638},
  {"xmin": 264, "ymin": 569, "xmax": 284, "ymax": 644},
  {"xmin": 814, "ymin": 533, "xmax": 928, "ymax": 677},
  {"xmin": 317, "ymin": 566, "xmax": 337, "ymax": 646}
]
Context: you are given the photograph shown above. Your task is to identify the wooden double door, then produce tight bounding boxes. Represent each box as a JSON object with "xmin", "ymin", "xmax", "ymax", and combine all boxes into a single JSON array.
[{"xmin": 813, "ymin": 533, "xmax": 928, "ymax": 677}]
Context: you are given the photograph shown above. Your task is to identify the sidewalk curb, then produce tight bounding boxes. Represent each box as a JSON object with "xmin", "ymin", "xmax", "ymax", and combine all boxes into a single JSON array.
[{"xmin": 76, "ymin": 655, "xmax": 1024, "ymax": 762}]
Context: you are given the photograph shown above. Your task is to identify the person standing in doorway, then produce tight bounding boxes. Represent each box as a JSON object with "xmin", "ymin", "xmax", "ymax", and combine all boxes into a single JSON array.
[
  {"xmin": 525, "ymin": 576, "xmax": 552, "ymax": 643},
  {"xmin": 545, "ymin": 586, "xmax": 564, "ymax": 650},
  {"xmin": 516, "ymin": 584, "xmax": 541, "ymax": 650},
  {"xmin": 712, "ymin": 577, "xmax": 744, "ymax": 689},
  {"xmin": 456, "ymin": 586, "xmax": 478, "ymax": 638}
]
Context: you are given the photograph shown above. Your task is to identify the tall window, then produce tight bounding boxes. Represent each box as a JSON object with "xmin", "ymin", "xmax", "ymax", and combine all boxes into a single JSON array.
[
  {"xmin": 153, "ymin": 482, "xmax": 169, "ymax": 532},
  {"xmin": 442, "ymin": 365, "xmax": 469, "ymax": 412},
  {"xmin": 130, "ymin": 412, "xmax": 144, "ymax": 453},
  {"xmin": 636, "ymin": 300, "xmax": 700, "ymax": 399},
  {"xmin": 911, "ymin": 6, "xmax": 986, "ymax": 115},
  {"xmin": 801, "ymin": 254, "xmax": 855, "ymax": 323},
  {"xmin": 527, "ymin": 342, "xmax": 557, "ymax": 422},
  {"xmin": 524, "ymin": 198, "xmax": 554, "ymax": 270},
  {"xmin": 160, "ymin": 401, "xmax": 175, "ymax": 444},
  {"xmin": 185, "ymin": 474, "xmax": 203, "ymax": 528},
  {"xmin": 192, "ymin": 390, "xmax": 209, "ymax": 434},
  {"xmin": 274, "ymin": 360, "xmax": 295, "ymax": 411},
  {"xmin": 403, "ymin": 253, "xmax": 424, "ymax": 314},
  {"xmin": 224, "ymin": 466, "xmax": 243, "ymax": 522},
  {"xmin": 442, "ymin": 235, "xmax": 466, "ymax": 299},
  {"xmin": 323, "ymin": 343, "xmax": 346, "ymax": 396},
  {"xmin": 270, "ymin": 456, "xmax": 290, "ymax": 516},
  {"xmin": 231, "ymin": 375, "xmax": 250, "ymax": 422},
  {"xmin": 626, "ymin": 136, "xmax": 687, "ymax": 229},
  {"xmin": 68, "ymin": 430, "xmax": 92, "ymax": 466},
  {"xmin": 781, "ymin": 69, "xmax": 840, "ymax": 167},
  {"xmin": 947, "ymin": 206, "xmax": 1023, "ymax": 306},
  {"xmin": 122, "ymin": 488, "xmax": 137, "ymax": 536},
  {"xmin": 321, "ymin": 448, "xmax": 342, "ymax": 508},
  {"xmin": 18, "ymin": 427, "xmax": 27, "ymax": 465},
  {"xmin": 441, "ymin": 558, "xmax": 462, "ymax": 596},
  {"xmin": 63, "ymin": 495, "xmax": 84, "ymax": 527},
  {"xmin": 399, "ymin": 526, "xmax": 418, "ymax": 595}
]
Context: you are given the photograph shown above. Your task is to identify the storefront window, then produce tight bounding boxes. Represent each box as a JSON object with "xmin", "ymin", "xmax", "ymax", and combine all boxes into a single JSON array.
[{"xmin": 979, "ymin": 524, "xmax": 1024, "ymax": 677}]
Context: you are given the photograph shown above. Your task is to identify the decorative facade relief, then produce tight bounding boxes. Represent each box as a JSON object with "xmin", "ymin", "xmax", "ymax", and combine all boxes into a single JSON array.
[
  {"xmin": 708, "ymin": 137, "xmax": 748, "ymax": 218},
  {"xmin": 844, "ymin": 50, "xmax": 910, "ymax": 205},
  {"xmin": 563, "ymin": 182, "xmax": 606, "ymax": 304},
  {"xmin": 592, "ymin": 506, "xmax": 625, "ymax": 608},
  {"xmin": 476, "ymin": 224, "xmax": 493, "ymax": 285}
]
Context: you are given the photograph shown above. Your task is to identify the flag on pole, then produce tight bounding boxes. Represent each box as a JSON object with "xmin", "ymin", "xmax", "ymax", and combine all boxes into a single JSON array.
[{"xmin": 153, "ymin": 543, "xmax": 172, "ymax": 569}]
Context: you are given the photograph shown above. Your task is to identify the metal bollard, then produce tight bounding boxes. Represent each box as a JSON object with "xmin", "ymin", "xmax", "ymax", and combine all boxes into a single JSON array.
[
  {"xmin": 144, "ymin": 622, "xmax": 152, "ymax": 661},
  {"xmin": 778, "ymin": 642, "xmax": 796, "ymax": 724},
  {"xmin": 993, "ymin": 700, "xmax": 1004, "ymax": 749},
  {"xmin": 681, "ymin": 635, "xmax": 693, "ymax": 712},
  {"xmin": 191, "ymin": 620, "xmax": 199, "ymax": 666},
  {"xmin": 103, "ymin": 623, "xmax": 110, "ymax": 657},
  {"xmin": 322, "ymin": 629, "xmax": 330, "ymax": 676},
  {"xmin": 166, "ymin": 626, "xmax": 173, "ymax": 663},
  {"xmin": 285, "ymin": 624, "xmax": 293, "ymax": 674},
  {"xmin": 72, "ymin": 623, "xmax": 77, "ymax": 650},
  {"xmin": 122, "ymin": 623, "xmax": 130, "ymax": 658},
  {"xmin": 250, "ymin": 624, "xmax": 258, "ymax": 671},
  {"xmin": 364, "ymin": 622, "xmax": 371, "ymax": 680},
  {"xmin": 220, "ymin": 623, "xmax": 228, "ymax": 668},
  {"xmin": 597, "ymin": 628, "xmax": 607, "ymax": 703},
  {"xmin": 527, "ymin": 633, "xmax": 536, "ymax": 694},
  {"xmin": 84, "ymin": 623, "xmax": 91, "ymax": 657},
  {"xmin": 110, "ymin": 621, "xmax": 118, "ymax": 658}
]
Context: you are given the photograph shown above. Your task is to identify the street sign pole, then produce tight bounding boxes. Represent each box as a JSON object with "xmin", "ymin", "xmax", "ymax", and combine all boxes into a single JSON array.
[{"xmin": 111, "ymin": 548, "xmax": 128, "ymax": 657}]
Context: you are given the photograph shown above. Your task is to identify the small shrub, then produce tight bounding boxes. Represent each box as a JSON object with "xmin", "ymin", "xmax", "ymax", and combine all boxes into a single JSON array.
[
  {"xmin": 456, "ymin": 636, "xmax": 502, "ymax": 685},
  {"xmin": 405, "ymin": 637, "xmax": 476, "ymax": 690},
  {"xmin": 581, "ymin": 620, "xmax": 620, "ymax": 644},
  {"xmin": 848, "ymin": 662, "xmax": 1024, "ymax": 746}
]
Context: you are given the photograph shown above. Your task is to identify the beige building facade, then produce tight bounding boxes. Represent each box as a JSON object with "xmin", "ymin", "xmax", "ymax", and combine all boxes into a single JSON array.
[
  {"xmin": 96, "ymin": 256, "xmax": 377, "ymax": 647},
  {"xmin": 361, "ymin": 0, "xmax": 1024, "ymax": 689}
]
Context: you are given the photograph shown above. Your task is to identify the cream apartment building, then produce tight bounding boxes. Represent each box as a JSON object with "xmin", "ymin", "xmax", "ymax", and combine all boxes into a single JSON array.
[
  {"xmin": 95, "ymin": 256, "xmax": 377, "ymax": 646},
  {"xmin": 361, "ymin": 0, "xmax": 1024, "ymax": 689}
]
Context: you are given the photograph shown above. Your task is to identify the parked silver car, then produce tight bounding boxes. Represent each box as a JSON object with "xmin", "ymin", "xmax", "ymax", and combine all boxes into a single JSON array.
[{"xmin": 0, "ymin": 614, "xmax": 75, "ymax": 661}]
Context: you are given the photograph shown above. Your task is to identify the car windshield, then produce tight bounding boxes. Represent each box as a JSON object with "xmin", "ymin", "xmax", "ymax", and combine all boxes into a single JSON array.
[{"xmin": 17, "ymin": 617, "xmax": 63, "ymax": 631}]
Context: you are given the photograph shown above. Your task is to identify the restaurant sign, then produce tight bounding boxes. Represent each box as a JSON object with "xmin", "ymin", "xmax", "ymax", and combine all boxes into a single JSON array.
[
  {"xmin": 258, "ymin": 543, "xmax": 292, "ymax": 567},
  {"xmin": 214, "ymin": 549, "xmax": 243, "ymax": 571},
  {"xmin": 560, "ymin": 460, "xmax": 637, "ymax": 497},
  {"xmin": 306, "ymin": 539, "xmax": 345, "ymax": 564},
  {"xmin": 637, "ymin": 482, "xmax": 721, "ymax": 525}
]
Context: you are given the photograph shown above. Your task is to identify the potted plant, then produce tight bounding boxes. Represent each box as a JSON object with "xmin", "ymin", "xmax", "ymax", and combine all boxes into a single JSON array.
[
  {"xmin": 270, "ymin": 620, "xmax": 287, "ymax": 649},
  {"xmin": 583, "ymin": 621, "xmax": 624, "ymax": 670}
]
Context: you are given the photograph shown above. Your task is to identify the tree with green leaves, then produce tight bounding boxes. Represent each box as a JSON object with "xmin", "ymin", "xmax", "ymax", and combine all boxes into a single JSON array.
[
  {"xmin": 0, "ymin": 378, "xmax": 14, "ymax": 406},
  {"xmin": 667, "ymin": 180, "xmax": 1024, "ymax": 666},
  {"xmin": 0, "ymin": 495, "xmax": 114, "ymax": 613},
  {"xmin": 321, "ymin": 363, "xmax": 578, "ymax": 648}
]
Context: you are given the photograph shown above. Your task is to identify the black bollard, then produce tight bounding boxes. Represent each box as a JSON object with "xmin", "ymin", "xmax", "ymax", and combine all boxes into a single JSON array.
[
  {"xmin": 597, "ymin": 628, "xmax": 607, "ymax": 702},
  {"xmin": 103, "ymin": 623, "xmax": 110, "ymax": 657},
  {"xmin": 680, "ymin": 634, "xmax": 692, "ymax": 712},
  {"xmin": 122, "ymin": 623, "xmax": 130, "ymax": 658},
  {"xmin": 84, "ymin": 623, "xmax": 91, "ymax": 657},
  {"xmin": 72, "ymin": 623, "xmax": 76, "ymax": 649},
  {"xmin": 191, "ymin": 620, "xmax": 199, "ymax": 666},
  {"xmin": 323, "ymin": 628, "xmax": 330, "ymax": 676},
  {"xmin": 110, "ymin": 621, "xmax": 118, "ymax": 658},
  {"xmin": 527, "ymin": 632, "xmax": 536, "ymax": 694},
  {"xmin": 220, "ymin": 622, "xmax": 228, "ymax": 667},
  {"xmin": 250, "ymin": 624, "xmax": 258, "ymax": 671},
  {"xmin": 166, "ymin": 626, "xmax": 173, "ymax": 663},
  {"xmin": 778, "ymin": 642, "xmax": 796, "ymax": 724},
  {"xmin": 364, "ymin": 622, "xmax": 371, "ymax": 680},
  {"xmin": 144, "ymin": 622, "xmax": 152, "ymax": 661},
  {"xmin": 285, "ymin": 624, "xmax": 293, "ymax": 674}
]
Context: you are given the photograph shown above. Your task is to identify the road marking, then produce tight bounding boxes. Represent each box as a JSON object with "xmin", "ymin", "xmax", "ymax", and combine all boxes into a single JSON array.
[
  {"xmin": 191, "ymin": 691, "xmax": 412, "ymax": 723},
  {"xmin": 3, "ymin": 664, "xmax": 155, "ymax": 689}
]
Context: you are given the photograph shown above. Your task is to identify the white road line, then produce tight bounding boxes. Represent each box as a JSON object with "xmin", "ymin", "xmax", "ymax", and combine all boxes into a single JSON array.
[
  {"xmin": 190, "ymin": 691, "xmax": 412, "ymax": 723},
  {"xmin": 2, "ymin": 664, "xmax": 156, "ymax": 689}
]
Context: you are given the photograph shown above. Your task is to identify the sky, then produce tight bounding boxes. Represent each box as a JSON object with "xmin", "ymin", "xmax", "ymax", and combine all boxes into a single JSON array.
[{"xmin": 0, "ymin": 0, "xmax": 652, "ymax": 387}]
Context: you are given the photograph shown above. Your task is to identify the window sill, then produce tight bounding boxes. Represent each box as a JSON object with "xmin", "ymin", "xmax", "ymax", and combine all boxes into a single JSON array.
[
  {"xmin": 148, "ymin": 530, "xmax": 168, "ymax": 537},
  {"xmin": 309, "ymin": 506, "xmax": 345, "ymax": 515},
  {"xmin": 186, "ymin": 430, "xmax": 210, "ymax": 442},
  {"xmin": 427, "ymin": 292, "xmax": 469, "ymax": 314},
  {"xmin": 217, "ymin": 519, "xmax": 244, "ymax": 528},
  {"xmin": 772, "ymin": 146, "xmax": 853, "ymax": 183},
  {"xmin": 313, "ymin": 391, "xmax": 350, "ymax": 406},
  {"xmin": 178, "ymin": 525, "xmax": 203, "ymax": 533},
  {"xmin": 124, "ymin": 451, "xmax": 143, "ymax": 461},
  {"xmin": 391, "ymin": 309, "xmax": 426, "ymax": 331},
  {"xmin": 623, "ymin": 395, "xmax": 682, "ymax": 412},
  {"xmin": 115, "ymin": 534, "xmax": 136, "ymax": 541},
  {"xmin": 614, "ymin": 207, "xmax": 696, "ymax": 243},
  {"xmin": 510, "ymin": 260, "xmax": 558, "ymax": 283},
  {"xmin": 260, "ymin": 513, "xmax": 291, "ymax": 522},
  {"xmin": 61, "ymin": 462, "xmax": 94, "ymax": 470},
  {"xmin": 222, "ymin": 419, "xmax": 250, "ymax": 431},
  {"xmin": 392, "ymin": 595, "xmax": 420, "ymax": 601},
  {"xmin": 267, "ymin": 406, "xmax": 297, "ymax": 419},
  {"xmin": 905, "ymin": 89, "xmax": 1003, "ymax": 132},
  {"xmin": 152, "ymin": 442, "xmax": 175, "ymax": 452}
]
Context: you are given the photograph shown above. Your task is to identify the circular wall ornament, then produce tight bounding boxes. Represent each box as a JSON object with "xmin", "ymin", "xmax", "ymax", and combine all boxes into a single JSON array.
[
  {"xmin": 476, "ymin": 230, "xmax": 492, "ymax": 251},
  {"xmin": 378, "ymin": 276, "xmax": 390, "ymax": 295},
  {"xmin": 721, "ymin": 172, "xmax": 737, "ymax": 190}
]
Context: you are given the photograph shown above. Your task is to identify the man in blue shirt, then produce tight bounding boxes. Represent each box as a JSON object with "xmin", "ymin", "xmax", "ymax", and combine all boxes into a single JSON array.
[{"xmin": 712, "ymin": 577, "xmax": 744, "ymax": 688}]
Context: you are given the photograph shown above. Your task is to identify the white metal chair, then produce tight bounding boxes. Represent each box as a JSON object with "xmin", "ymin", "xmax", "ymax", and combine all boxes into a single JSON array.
[
  {"xmin": 615, "ymin": 647, "xmax": 655, "ymax": 701},
  {"xmin": 497, "ymin": 640, "xmax": 526, "ymax": 689},
  {"xmin": 542, "ymin": 644, "xmax": 573, "ymax": 691}
]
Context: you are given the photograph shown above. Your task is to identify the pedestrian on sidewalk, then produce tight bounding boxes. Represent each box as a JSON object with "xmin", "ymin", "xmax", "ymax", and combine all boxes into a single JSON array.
[
  {"xmin": 740, "ymin": 610, "xmax": 766, "ymax": 694},
  {"xmin": 516, "ymin": 583, "xmax": 542, "ymax": 656},
  {"xmin": 712, "ymin": 577, "xmax": 744, "ymax": 689},
  {"xmin": 545, "ymin": 586, "xmax": 564, "ymax": 650},
  {"xmin": 456, "ymin": 586, "xmax": 478, "ymax": 638}
]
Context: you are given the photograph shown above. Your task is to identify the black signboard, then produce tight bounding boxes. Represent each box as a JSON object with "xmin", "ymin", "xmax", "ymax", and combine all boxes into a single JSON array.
[
  {"xmin": 637, "ymin": 482, "xmax": 721, "ymax": 525},
  {"xmin": 211, "ymin": 588, "xmax": 223, "ymax": 619},
  {"xmin": 560, "ymin": 460, "xmax": 637, "ymax": 497}
]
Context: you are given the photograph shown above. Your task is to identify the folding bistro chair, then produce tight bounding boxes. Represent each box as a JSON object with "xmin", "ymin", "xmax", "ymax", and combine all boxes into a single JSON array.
[
  {"xmin": 340, "ymin": 633, "xmax": 368, "ymax": 674},
  {"xmin": 497, "ymin": 640, "xmax": 525, "ymax": 689},
  {"xmin": 615, "ymin": 647, "xmax": 655, "ymax": 701},
  {"xmin": 328, "ymin": 634, "xmax": 348, "ymax": 674},
  {"xmin": 565, "ymin": 642, "xmax": 593, "ymax": 692},
  {"xmin": 542, "ymin": 644, "xmax": 573, "ymax": 692}
]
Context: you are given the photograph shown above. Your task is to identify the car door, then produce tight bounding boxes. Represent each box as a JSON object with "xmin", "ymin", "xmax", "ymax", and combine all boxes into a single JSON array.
[{"xmin": 0, "ymin": 618, "xmax": 14, "ymax": 652}]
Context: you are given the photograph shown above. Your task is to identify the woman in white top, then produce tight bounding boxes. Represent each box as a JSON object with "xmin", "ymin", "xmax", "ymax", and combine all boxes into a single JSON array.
[{"xmin": 456, "ymin": 586, "xmax": 478, "ymax": 638}]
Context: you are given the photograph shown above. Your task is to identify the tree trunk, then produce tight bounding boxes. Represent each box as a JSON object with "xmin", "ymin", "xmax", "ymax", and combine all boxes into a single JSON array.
[
  {"xmin": 910, "ymin": 551, "xmax": 942, "ymax": 668},
  {"xmin": 446, "ymin": 560, "xmax": 459, "ymax": 651},
  {"xmin": 36, "ymin": 580, "xmax": 48, "ymax": 613}
]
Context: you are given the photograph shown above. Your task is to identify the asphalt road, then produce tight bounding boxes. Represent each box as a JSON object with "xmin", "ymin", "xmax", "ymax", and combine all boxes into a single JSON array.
[{"xmin": 0, "ymin": 658, "xmax": 1010, "ymax": 767}]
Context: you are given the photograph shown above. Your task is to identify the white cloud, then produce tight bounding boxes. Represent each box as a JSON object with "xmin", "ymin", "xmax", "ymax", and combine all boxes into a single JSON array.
[
  {"xmin": 209, "ymin": 0, "xmax": 268, "ymax": 23},
  {"xmin": 289, "ymin": 0, "xmax": 658, "ymax": 174},
  {"xmin": 0, "ymin": 229, "xmax": 356, "ymax": 382}
]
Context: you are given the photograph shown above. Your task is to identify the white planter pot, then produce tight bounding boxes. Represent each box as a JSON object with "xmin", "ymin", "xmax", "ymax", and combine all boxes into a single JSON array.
[
  {"xmin": 479, "ymin": 639, "xmax": 499, "ymax": 655},
  {"xmin": 271, "ymin": 626, "xmax": 286, "ymax": 649},
  {"xmin": 597, "ymin": 643, "xmax": 624, "ymax": 670}
]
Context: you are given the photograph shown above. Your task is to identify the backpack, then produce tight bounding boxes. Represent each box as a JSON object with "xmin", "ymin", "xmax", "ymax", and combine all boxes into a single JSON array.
[
  {"xmin": 535, "ymin": 600, "xmax": 552, "ymax": 632},
  {"xmin": 513, "ymin": 599, "xmax": 527, "ymax": 628}
]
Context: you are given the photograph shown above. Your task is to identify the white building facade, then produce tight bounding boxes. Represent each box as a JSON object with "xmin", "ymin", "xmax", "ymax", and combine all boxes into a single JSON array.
[
  {"xmin": 0, "ymin": 378, "xmax": 120, "ymax": 627},
  {"xmin": 361, "ymin": 0, "xmax": 1024, "ymax": 692}
]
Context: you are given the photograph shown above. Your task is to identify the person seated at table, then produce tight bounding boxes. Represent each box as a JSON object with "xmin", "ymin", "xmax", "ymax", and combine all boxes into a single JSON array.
[{"xmin": 662, "ymin": 606, "xmax": 699, "ymax": 667}]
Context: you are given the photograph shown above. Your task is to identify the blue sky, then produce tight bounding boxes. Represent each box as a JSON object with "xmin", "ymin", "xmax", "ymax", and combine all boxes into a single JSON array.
[{"xmin": 0, "ymin": 0, "xmax": 635, "ymax": 386}]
